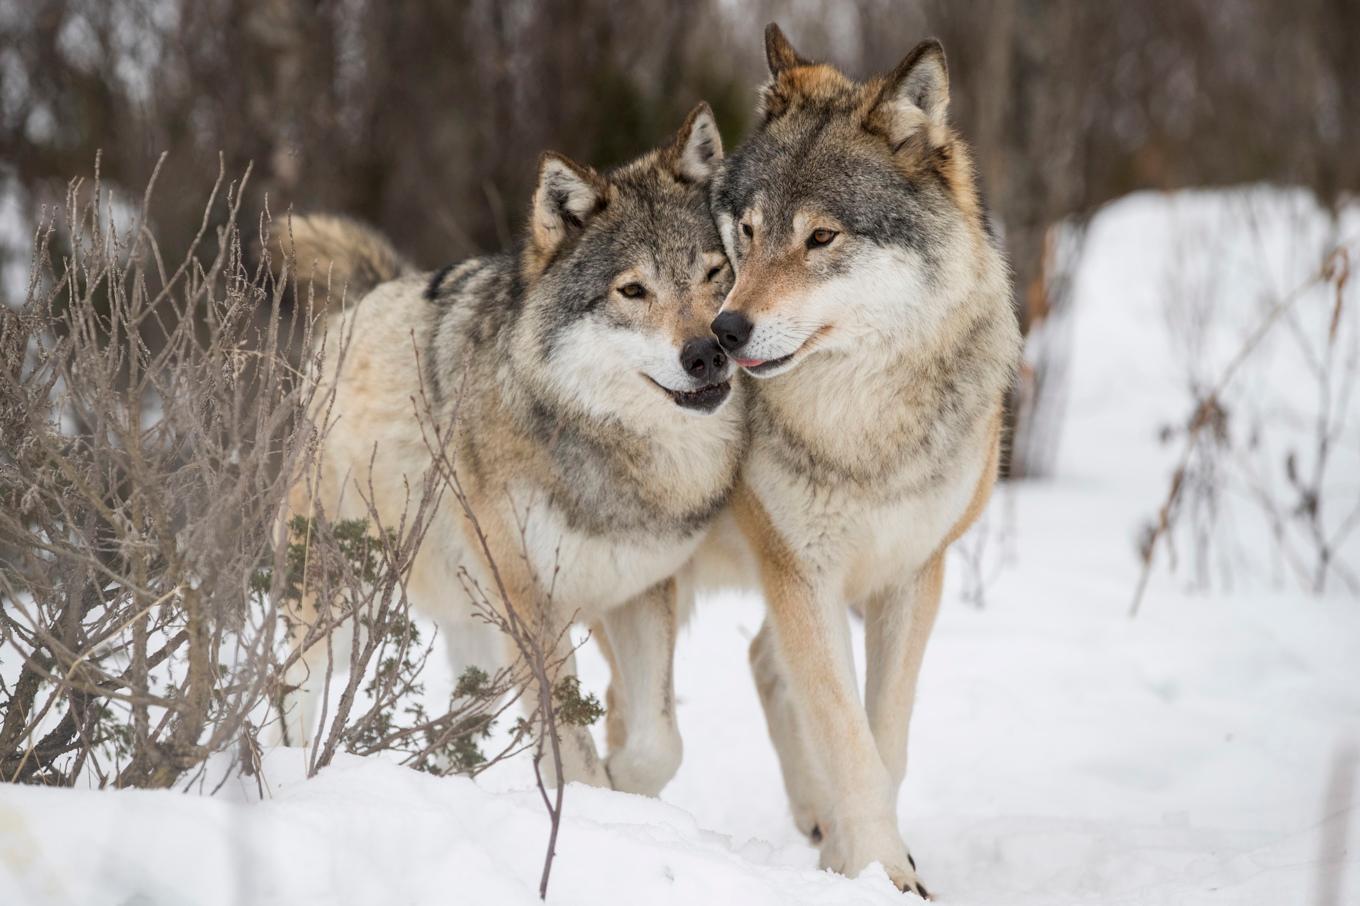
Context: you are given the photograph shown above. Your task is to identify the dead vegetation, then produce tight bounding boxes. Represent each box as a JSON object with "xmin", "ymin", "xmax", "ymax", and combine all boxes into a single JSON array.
[
  {"xmin": 0, "ymin": 160, "xmax": 597, "ymax": 895},
  {"xmin": 1132, "ymin": 207, "xmax": 1359, "ymax": 614}
]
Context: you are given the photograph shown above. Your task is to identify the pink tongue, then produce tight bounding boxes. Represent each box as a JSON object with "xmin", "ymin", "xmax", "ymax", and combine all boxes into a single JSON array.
[{"xmin": 735, "ymin": 357, "xmax": 765, "ymax": 368}]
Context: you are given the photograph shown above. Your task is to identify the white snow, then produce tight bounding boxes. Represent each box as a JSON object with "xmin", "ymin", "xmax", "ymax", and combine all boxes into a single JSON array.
[{"xmin": 2, "ymin": 187, "xmax": 1358, "ymax": 904}]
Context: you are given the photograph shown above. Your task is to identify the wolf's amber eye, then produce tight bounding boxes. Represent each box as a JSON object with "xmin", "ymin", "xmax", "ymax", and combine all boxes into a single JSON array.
[
  {"xmin": 705, "ymin": 263, "xmax": 726, "ymax": 282},
  {"xmin": 741, "ymin": 222, "xmax": 754, "ymax": 239},
  {"xmin": 807, "ymin": 228, "xmax": 838, "ymax": 249},
  {"xmin": 618, "ymin": 282, "xmax": 647, "ymax": 299}
]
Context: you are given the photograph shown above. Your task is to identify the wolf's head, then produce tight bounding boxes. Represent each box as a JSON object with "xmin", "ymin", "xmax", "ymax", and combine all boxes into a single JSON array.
[
  {"xmin": 515, "ymin": 103, "xmax": 737, "ymax": 421},
  {"xmin": 710, "ymin": 25, "xmax": 1002, "ymax": 378}
]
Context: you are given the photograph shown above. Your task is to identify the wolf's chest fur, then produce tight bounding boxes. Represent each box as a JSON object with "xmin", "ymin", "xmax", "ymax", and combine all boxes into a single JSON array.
[
  {"xmin": 509, "ymin": 484, "xmax": 710, "ymax": 618},
  {"xmin": 470, "ymin": 420, "xmax": 735, "ymax": 617},
  {"xmin": 744, "ymin": 310, "xmax": 1007, "ymax": 597},
  {"xmin": 507, "ymin": 394, "xmax": 738, "ymax": 537}
]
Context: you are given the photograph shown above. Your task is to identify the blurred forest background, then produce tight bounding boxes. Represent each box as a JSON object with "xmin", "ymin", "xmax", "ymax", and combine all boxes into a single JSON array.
[{"xmin": 2, "ymin": 0, "xmax": 1358, "ymax": 474}]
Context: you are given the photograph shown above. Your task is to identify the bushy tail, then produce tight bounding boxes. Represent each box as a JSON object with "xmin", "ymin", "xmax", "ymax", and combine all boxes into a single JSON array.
[{"xmin": 268, "ymin": 214, "xmax": 411, "ymax": 305}]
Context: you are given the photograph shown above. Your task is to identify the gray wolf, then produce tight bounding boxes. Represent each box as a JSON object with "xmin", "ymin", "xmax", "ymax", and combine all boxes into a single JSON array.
[
  {"xmin": 705, "ymin": 25, "xmax": 1021, "ymax": 896},
  {"xmin": 275, "ymin": 103, "xmax": 744, "ymax": 795}
]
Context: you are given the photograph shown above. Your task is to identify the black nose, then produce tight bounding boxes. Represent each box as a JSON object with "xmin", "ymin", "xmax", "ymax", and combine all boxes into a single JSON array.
[
  {"xmin": 711, "ymin": 311, "xmax": 753, "ymax": 352},
  {"xmin": 679, "ymin": 337, "xmax": 728, "ymax": 384}
]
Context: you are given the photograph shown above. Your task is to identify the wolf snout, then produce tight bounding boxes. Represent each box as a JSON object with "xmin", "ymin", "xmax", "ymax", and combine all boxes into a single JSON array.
[
  {"xmin": 680, "ymin": 336, "xmax": 728, "ymax": 384},
  {"xmin": 711, "ymin": 310, "xmax": 753, "ymax": 353}
]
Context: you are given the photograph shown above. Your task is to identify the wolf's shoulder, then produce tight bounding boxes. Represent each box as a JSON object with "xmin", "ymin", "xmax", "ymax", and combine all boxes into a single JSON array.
[{"xmin": 423, "ymin": 254, "xmax": 516, "ymax": 306}]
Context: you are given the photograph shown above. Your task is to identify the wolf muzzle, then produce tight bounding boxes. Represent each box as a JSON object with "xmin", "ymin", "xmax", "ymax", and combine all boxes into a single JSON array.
[
  {"xmin": 711, "ymin": 311, "xmax": 753, "ymax": 355},
  {"xmin": 680, "ymin": 336, "xmax": 729, "ymax": 385}
]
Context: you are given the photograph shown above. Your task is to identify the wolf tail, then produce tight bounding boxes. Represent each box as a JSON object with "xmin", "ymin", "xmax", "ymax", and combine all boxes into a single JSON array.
[{"xmin": 268, "ymin": 214, "xmax": 411, "ymax": 306}]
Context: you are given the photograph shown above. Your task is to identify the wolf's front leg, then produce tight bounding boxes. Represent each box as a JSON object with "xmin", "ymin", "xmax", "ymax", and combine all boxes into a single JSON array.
[
  {"xmin": 463, "ymin": 495, "xmax": 610, "ymax": 790},
  {"xmin": 741, "ymin": 506, "xmax": 926, "ymax": 897},
  {"xmin": 515, "ymin": 635, "xmax": 611, "ymax": 789},
  {"xmin": 595, "ymin": 578, "xmax": 683, "ymax": 796},
  {"xmin": 768, "ymin": 579, "xmax": 924, "ymax": 893}
]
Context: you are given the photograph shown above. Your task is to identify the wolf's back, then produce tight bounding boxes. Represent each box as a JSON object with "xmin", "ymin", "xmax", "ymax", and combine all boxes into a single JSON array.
[{"xmin": 269, "ymin": 214, "xmax": 411, "ymax": 305}]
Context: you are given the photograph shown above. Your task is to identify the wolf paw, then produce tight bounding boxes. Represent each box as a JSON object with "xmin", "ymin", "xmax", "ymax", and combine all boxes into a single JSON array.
[
  {"xmin": 819, "ymin": 819, "xmax": 928, "ymax": 898},
  {"xmin": 604, "ymin": 729, "xmax": 682, "ymax": 796},
  {"xmin": 897, "ymin": 852, "xmax": 930, "ymax": 900},
  {"xmin": 546, "ymin": 725, "xmax": 612, "ymax": 790}
]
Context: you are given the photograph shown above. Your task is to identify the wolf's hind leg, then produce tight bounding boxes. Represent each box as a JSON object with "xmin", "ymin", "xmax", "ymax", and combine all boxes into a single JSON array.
[
  {"xmin": 864, "ymin": 554, "xmax": 945, "ymax": 798},
  {"xmin": 270, "ymin": 592, "xmax": 355, "ymax": 748},
  {"xmin": 749, "ymin": 619, "xmax": 828, "ymax": 840},
  {"xmin": 597, "ymin": 578, "xmax": 683, "ymax": 796}
]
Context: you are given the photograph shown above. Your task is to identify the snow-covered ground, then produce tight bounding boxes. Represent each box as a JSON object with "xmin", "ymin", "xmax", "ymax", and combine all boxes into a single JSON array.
[{"xmin": 2, "ymin": 188, "xmax": 1358, "ymax": 905}]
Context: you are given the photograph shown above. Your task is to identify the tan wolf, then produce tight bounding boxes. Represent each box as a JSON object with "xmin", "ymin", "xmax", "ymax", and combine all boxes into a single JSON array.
[
  {"xmin": 275, "ymin": 104, "xmax": 744, "ymax": 796},
  {"xmin": 705, "ymin": 26, "xmax": 1021, "ymax": 896}
]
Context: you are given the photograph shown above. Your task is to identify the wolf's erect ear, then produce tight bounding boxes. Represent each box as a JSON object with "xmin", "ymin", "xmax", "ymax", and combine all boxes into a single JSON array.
[
  {"xmin": 870, "ymin": 39, "xmax": 950, "ymax": 151},
  {"xmin": 669, "ymin": 102, "xmax": 724, "ymax": 184},
  {"xmin": 530, "ymin": 152, "xmax": 607, "ymax": 257},
  {"xmin": 765, "ymin": 23, "xmax": 810, "ymax": 76},
  {"xmin": 760, "ymin": 24, "xmax": 813, "ymax": 123}
]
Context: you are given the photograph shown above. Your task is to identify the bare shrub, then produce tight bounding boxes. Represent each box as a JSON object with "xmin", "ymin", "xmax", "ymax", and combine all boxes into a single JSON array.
[
  {"xmin": 0, "ymin": 156, "xmax": 311, "ymax": 787},
  {"xmin": 266, "ymin": 506, "xmax": 519, "ymax": 780},
  {"xmin": 1132, "ymin": 204, "xmax": 1360, "ymax": 613},
  {"xmin": 0, "ymin": 161, "xmax": 563, "ymax": 796}
]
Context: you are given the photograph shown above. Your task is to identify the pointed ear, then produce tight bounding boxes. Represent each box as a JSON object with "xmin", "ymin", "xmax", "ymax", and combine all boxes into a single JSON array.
[
  {"xmin": 870, "ymin": 39, "xmax": 950, "ymax": 151},
  {"xmin": 764, "ymin": 23, "xmax": 810, "ymax": 76},
  {"xmin": 530, "ymin": 152, "xmax": 607, "ymax": 256},
  {"xmin": 669, "ymin": 102, "xmax": 724, "ymax": 184}
]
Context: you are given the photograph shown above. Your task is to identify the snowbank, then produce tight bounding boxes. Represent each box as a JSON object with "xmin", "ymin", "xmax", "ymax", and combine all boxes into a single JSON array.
[{"xmin": 0, "ymin": 752, "xmax": 910, "ymax": 905}]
